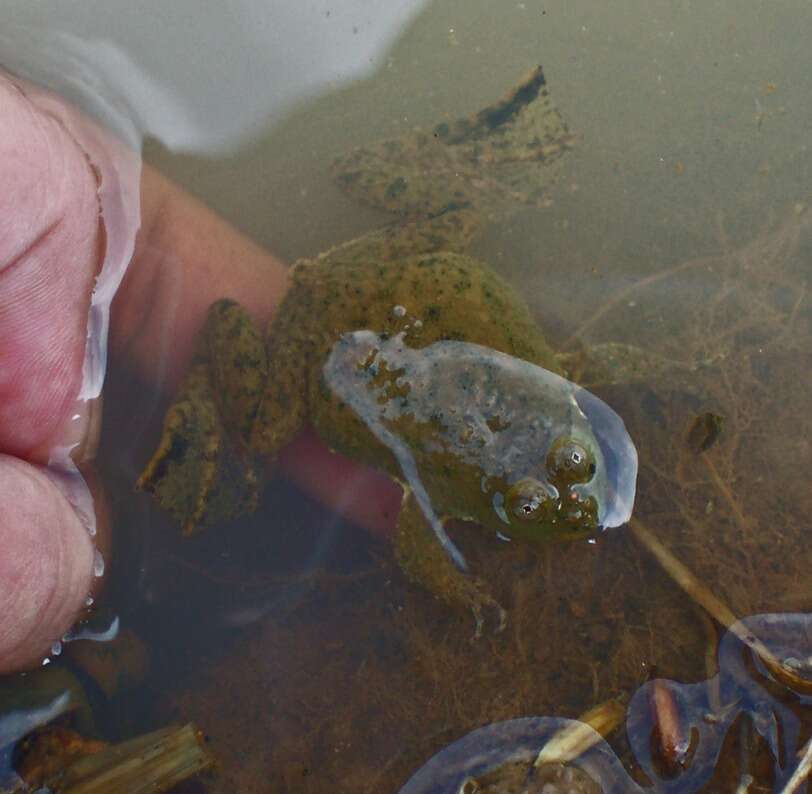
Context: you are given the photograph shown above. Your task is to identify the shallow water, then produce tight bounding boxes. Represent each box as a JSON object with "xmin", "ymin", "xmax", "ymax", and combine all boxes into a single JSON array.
[{"xmin": 1, "ymin": 1, "xmax": 812, "ymax": 792}]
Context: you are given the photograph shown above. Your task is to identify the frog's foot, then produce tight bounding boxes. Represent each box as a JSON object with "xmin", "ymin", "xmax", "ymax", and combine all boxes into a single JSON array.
[
  {"xmin": 436, "ymin": 65, "xmax": 575, "ymax": 170},
  {"xmin": 138, "ymin": 299, "xmax": 283, "ymax": 533},
  {"xmin": 331, "ymin": 66, "xmax": 573, "ymax": 224},
  {"xmin": 466, "ymin": 578, "xmax": 508, "ymax": 639},
  {"xmin": 394, "ymin": 494, "xmax": 507, "ymax": 636},
  {"xmin": 136, "ymin": 360, "xmax": 260, "ymax": 535}
]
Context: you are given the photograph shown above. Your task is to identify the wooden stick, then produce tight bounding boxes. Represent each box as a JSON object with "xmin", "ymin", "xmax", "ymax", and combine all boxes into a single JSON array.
[
  {"xmin": 54, "ymin": 724, "xmax": 212, "ymax": 794},
  {"xmin": 778, "ymin": 735, "xmax": 812, "ymax": 794},
  {"xmin": 534, "ymin": 699, "xmax": 626, "ymax": 766}
]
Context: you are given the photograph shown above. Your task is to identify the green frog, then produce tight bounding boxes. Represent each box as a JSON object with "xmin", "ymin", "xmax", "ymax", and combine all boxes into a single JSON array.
[{"xmin": 137, "ymin": 67, "xmax": 638, "ymax": 633}]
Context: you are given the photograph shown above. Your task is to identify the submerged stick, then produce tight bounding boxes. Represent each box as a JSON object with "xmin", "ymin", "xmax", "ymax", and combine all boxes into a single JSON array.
[
  {"xmin": 779, "ymin": 735, "xmax": 812, "ymax": 794},
  {"xmin": 27, "ymin": 723, "xmax": 213, "ymax": 794},
  {"xmin": 460, "ymin": 700, "xmax": 626, "ymax": 794},
  {"xmin": 534, "ymin": 699, "xmax": 626, "ymax": 766},
  {"xmin": 701, "ymin": 455, "xmax": 751, "ymax": 532}
]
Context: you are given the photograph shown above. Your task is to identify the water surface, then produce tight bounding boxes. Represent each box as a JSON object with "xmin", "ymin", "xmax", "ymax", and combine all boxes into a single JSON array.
[{"xmin": 1, "ymin": 2, "xmax": 811, "ymax": 791}]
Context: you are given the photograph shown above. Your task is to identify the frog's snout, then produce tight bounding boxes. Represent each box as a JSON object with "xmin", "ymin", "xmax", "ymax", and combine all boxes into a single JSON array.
[
  {"xmin": 500, "ymin": 435, "xmax": 603, "ymax": 536},
  {"xmin": 504, "ymin": 476, "xmax": 599, "ymax": 535}
]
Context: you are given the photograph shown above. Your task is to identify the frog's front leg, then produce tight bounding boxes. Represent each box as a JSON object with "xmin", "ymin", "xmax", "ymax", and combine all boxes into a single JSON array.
[
  {"xmin": 394, "ymin": 492, "xmax": 507, "ymax": 637},
  {"xmin": 137, "ymin": 300, "xmax": 268, "ymax": 534}
]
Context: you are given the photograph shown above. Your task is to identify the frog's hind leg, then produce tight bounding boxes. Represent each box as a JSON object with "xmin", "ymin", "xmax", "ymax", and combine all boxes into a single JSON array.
[
  {"xmin": 137, "ymin": 299, "xmax": 268, "ymax": 534},
  {"xmin": 395, "ymin": 493, "xmax": 507, "ymax": 637},
  {"xmin": 316, "ymin": 205, "xmax": 483, "ymax": 264},
  {"xmin": 246, "ymin": 308, "xmax": 310, "ymax": 458}
]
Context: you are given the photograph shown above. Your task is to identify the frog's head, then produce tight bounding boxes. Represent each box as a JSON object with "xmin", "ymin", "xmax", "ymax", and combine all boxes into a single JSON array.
[
  {"xmin": 490, "ymin": 384, "xmax": 638, "ymax": 541},
  {"xmin": 498, "ymin": 436, "xmax": 600, "ymax": 539}
]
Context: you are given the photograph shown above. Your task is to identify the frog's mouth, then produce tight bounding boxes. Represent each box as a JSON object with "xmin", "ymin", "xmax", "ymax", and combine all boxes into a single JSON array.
[{"xmin": 573, "ymin": 385, "xmax": 638, "ymax": 529}]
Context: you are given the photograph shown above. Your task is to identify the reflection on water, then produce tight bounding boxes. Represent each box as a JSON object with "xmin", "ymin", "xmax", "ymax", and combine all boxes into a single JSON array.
[
  {"xmin": 1, "ymin": 0, "xmax": 812, "ymax": 791},
  {"xmin": 628, "ymin": 613, "xmax": 812, "ymax": 793},
  {"xmin": 401, "ymin": 613, "xmax": 812, "ymax": 793}
]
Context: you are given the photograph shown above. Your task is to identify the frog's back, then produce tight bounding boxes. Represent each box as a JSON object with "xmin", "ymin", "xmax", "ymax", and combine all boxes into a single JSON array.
[
  {"xmin": 263, "ymin": 64, "xmax": 571, "ymax": 473},
  {"xmin": 272, "ymin": 250, "xmax": 559, "ymax": 472}
]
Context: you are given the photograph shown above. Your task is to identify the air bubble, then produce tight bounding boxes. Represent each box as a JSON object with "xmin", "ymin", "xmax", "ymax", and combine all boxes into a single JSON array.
[
  {"xmin": 392, "ymin": 305, "xmax": 407, "ymax": 318},
  {"xmin": 93, "ymin": 549, "xmax": 105, "ymax": 578},
  {"xmin": 85, "ymin": 595, "xmax": 95, "ymax": 607},
  {"xmin": 50, "ymin": 641, "xmax": 62, "ymax": 657}
]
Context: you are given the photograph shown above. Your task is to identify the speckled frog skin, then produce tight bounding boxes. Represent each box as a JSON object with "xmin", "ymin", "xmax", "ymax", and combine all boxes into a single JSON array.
[{"xmin": 138, "ymin": 68, "xmax": 636, "ymax": 632}]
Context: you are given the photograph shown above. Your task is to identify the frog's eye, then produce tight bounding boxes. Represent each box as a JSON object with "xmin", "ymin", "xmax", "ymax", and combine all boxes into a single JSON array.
[
  {"xmin": 546, "ymin": 438, "xmax": 596, "ymax": 487},
  {"xmin": 506, "ymin": 478, "xmax": 557, "ymax": 522}
]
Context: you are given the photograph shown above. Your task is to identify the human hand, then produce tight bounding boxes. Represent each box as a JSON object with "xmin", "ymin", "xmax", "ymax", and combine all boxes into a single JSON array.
[{"xmin": 0, "ymin": 73, "xmax": 400, "ymax": 673}]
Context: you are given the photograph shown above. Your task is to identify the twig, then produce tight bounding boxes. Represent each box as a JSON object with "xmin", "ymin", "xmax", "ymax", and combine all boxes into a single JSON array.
[
  {"xmin": 534, "ymin": 699, "xmax": 625, "ymax": 766},
  {"xmin": 701, "ymin": 455, "xmax": 751, "ymax": 532},
  {"xmin": 779, "ymin": 735, "xmax": 812, "ymax": 794},
  {"xmin": 561, "ymin": 257, "xmax": 713, "ymax": 350},
  {"xmin": 57, "ymin": 724, "xmax": 212, "ymax": 794}
]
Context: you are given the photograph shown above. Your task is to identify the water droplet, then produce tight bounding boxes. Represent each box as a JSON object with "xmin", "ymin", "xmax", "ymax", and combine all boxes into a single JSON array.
[
  {"xmin": 85, "ymin": 595, "xmax": 94, "ymax": 607},
  {"xmin": 50, "ymin": 641, "xmax": 62, "ymax": 656},
  {"xmin": 93, "ymin": 549, "xmax": 105, "ymax": 578},
  {"xmin": 63, "ymin": 613, "xmax": 120, "ymax": 644}
]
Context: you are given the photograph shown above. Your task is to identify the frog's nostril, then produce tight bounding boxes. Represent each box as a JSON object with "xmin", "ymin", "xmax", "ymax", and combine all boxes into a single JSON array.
[{"xmin": 558, "ymin": 491, "xmax": 599, "ymax": 530}]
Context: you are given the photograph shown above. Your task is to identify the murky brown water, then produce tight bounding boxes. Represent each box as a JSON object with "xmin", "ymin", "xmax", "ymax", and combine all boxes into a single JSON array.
[{"xmin": 2, "ymin": 2, "xmax": 811, "ymax": 792}]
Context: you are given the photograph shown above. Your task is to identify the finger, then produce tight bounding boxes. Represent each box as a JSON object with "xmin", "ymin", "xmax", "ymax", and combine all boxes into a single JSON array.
[
  {"xmin": 0, "ymin": 454, "xmax": 94, "ymax": 673},
  {"xmin": 278, "ymin": 430, "xmax": 401, "ymax": 536},
  {"xmin": 0, "ymin": 75, "xmax": 102, "ymax": 461}
]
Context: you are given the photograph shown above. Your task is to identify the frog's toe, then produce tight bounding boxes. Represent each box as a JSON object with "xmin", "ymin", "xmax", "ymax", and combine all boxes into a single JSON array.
[
  {"xmin": 137, "ymin": 400, "xmax": 212, "ymax": 533},
  {"xmin": 469, "ymin": 581, "xmax": 508, "ymax": 640},
  {"xmin": 137, "ymin": 375, "xmax": 259, "ymax": 534}
]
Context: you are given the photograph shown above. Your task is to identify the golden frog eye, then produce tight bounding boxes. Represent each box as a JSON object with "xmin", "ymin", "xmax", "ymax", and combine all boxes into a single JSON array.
[
  {"xmin": 506, "ymin": 478, "xmax": 557, "ymax": 522},
  {"xmin": 546, "ymin": 438, "xmax": 596, "ymax": 487}
]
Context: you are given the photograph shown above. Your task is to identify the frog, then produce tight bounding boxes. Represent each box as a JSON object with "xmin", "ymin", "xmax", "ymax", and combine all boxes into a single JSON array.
[{"xmin": 137, "ymin": 67, "xmax": 638, "ymax": 634}]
